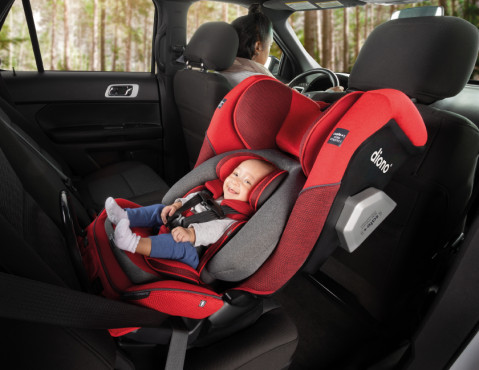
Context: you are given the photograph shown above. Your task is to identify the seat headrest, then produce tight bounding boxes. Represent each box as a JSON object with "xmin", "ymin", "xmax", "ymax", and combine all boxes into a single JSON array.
[
  {"xmin": 183, "ymin": 22, "xmax": 239, "ymax": 71},
  {"xmin": 349, "ymin": 16, "xmax": 479, "ymax": 104},
  {"xmin": 198, "ymin": 75, "xmax": 325, "ymax": 166}
]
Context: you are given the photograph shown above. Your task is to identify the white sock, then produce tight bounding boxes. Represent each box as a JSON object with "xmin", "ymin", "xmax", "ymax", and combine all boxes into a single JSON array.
[
  {"xmin": 105, "ymin": 197, "xmax": 128, "ymax": 224},
  {"xmin": 114, "ymin": 219, "xmax": 140, "ymax": 253}
]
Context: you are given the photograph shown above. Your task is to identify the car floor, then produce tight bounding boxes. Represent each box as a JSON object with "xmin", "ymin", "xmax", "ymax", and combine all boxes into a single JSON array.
[{"xmin": 275, "ymin": 273, "xmax": 380, "ymax": 370}]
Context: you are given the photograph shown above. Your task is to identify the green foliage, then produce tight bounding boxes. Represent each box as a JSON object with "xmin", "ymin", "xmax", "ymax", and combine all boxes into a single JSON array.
[{"xmin": 0, "ymin": 0, "xmax": 477, "ymax": 78}]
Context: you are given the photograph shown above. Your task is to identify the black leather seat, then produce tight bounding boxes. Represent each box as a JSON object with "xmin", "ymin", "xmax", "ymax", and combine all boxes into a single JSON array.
[
  {"xmin": 174, "ymin": 22, "xmax": 238, "ymax": 169},
  {"xmin": 313, "ymin": 16, "xmax": 479, "ymax": 322}
]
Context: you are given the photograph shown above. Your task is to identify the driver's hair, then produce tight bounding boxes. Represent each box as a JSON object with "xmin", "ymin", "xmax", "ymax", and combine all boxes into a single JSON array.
[{"xmin": 232, "ymin": 4, "xmax": 272, "ymax": 60}]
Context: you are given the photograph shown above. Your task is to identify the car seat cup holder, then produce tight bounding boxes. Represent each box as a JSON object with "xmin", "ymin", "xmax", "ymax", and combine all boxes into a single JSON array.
[{"xmin": 335, "ymin": 187, "xmax": 397, "ymax": 252}]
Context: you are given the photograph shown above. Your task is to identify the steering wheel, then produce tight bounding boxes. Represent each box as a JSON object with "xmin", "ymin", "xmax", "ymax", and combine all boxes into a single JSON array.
[{"xmin": 287, "ymin": 68, "xmax": 340, "ymax": 94}]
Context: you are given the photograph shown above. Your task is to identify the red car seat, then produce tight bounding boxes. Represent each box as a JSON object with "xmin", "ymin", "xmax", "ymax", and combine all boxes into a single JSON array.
[
  {"xmin": 197, "ymin": 78, "xmax": 427, "ymax": 297},
  {"xmin": 82, "ymin": 76, "xmax": 425, "ymax": 343}
]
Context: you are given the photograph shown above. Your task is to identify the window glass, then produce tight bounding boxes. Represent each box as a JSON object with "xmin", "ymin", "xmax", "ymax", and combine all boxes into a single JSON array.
[
  {"xmin": 0, "ymin": 1, "xmax": 36, "ymax": 71},
  {"xmin": 0, "ymin": 0, "xmax": 155, "ymax": 72},
  {"xmin": 288, "ymin": 3, "xmax": 478, "ymax": 80},
  {"xmin": 187, "ymin": 1, "xmax": 283, "ymax": 61}
]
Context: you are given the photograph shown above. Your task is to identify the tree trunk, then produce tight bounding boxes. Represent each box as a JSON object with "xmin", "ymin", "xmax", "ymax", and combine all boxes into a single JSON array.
[
  {"xmin": 321, "ymin": 10, "xmax": 332, "ymax": 69},
  {"xmin": 389, "ymin": 5, "xmax": 396, "ymax": 18},
  {"xmin": 363, "ymin": 5, "xmax": 369, "ymax": 41},
  {"xmin": 143, "ymin": 8, "xmax": 149, "ymax": 71},
  {"xmin": 304, "ymin": 11, "xmax": 317, "ymax": 60},
  {"xmin": 100, "ymin": 0, "xmax": 106, "ymax": 71},
  {"xmin": 50, "ymin": 0, "xmax": 57, "ymax": 70},
  {"xmin": 438, "ymin": 0, "xmax": 449, "ymax": 15},
  {"xmin": 91, "ymin": 0, "xmax": 98, "ymax": 70},
  {"xmin": 354, "ymin": 7, "xmax": 360, "ymax": 62},
  {"xmin": 125, "ymin": 0, "xmax": 133, "ymax": 71},
  {"xmin": 63, "ymin": 0, "xmax": 70, "ymax": 70},
  {"xmin": 222, "ymin": 3, "xmax": 228, "ymax": 22},
  {"xmin": 342, "ymin": 8, "xmax": 349, "ymax": 72},
  {"xmin": 112, "ymin": 1, "xmax": 119, "ymax": 70}
]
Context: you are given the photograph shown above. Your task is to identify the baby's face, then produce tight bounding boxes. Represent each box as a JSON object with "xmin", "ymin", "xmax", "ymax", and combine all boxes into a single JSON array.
[{"xmin": 223, "ymin": 159, "xmax": 273, "ymax": 202}]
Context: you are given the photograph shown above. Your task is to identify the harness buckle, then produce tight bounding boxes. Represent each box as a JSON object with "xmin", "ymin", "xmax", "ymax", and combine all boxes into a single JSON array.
[{"xmin": 199, "ymin": 192, "xmax": 225, "ymax": 219}]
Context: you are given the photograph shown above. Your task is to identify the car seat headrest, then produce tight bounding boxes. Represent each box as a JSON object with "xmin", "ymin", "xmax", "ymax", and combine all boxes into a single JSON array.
[
  {"xmin": 214, "ymin": 152, "xmax": 287, "ymax": 211},
  {"xmin": 183, "ymin": 22, "xmax": 239, "ymax": 71},
  {"xmin": 349, "ymin": 16, "xmax": 479, "ymax": 104},
  {"xmin": 198, "ymin": 76, "xmax": 325, "ymax": 166}
]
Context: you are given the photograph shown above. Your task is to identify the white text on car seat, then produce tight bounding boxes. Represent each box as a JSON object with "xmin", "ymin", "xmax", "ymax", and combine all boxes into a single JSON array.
[{"xmin": 370, "ymin": 148, "xmax": 392, "ymax": 173}]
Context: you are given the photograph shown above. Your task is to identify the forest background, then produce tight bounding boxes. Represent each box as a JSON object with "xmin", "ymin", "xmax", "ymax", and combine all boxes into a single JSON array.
[{"xmin": 0, "ymin": 0, "xmax": 478, "ymax": 79}]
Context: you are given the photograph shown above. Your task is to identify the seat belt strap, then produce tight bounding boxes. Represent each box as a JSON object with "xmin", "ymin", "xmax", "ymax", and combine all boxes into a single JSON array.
[
  {"xmin": 0, "ymin": 272, "xmax": 168, "ymax": 329},
  {"xmin": 0, "ymin": 112, "xmax": 75, "ymax": 190},
  {"xmin": 165, "ymin": 319, "xmax": 189, "ymax": 370}
]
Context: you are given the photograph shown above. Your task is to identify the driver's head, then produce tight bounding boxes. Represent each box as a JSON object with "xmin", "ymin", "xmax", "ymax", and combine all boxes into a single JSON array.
[{"xmin": 232, "ymin": 4, "xmax": 273, "ymax": 65}]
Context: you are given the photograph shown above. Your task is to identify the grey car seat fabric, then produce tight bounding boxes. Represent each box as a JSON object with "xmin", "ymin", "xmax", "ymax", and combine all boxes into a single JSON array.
[
  {"xmin": 161, "ymin": 148, "xmax": 305, "ymax": 283},
  {"xmin": 174, "ymin": 22, "xmax": 239, "ymax": 169},
  {"xmin": 0, "ymin": 89, "xmax": 169, "ymax": 224},
  {"xmin": 316, "ymin": 16, "xmax": 479, "ymax": 320}
]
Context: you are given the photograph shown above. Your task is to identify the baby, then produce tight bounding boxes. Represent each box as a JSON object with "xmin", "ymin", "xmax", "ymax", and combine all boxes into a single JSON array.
[{"xmin": 105, "ymin": 158, "xmax": 275, "ymax": 269}]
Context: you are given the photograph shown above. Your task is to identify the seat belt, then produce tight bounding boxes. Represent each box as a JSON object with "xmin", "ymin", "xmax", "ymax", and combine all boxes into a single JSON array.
[
  {"xmin": 0, "ymin": 212, "xmax": 188, "ymax": 369},
  {"xmin": 165, "ymin": 319, "xmax": 190, "ymax": 370},
  {"xmin": 0, "ymin": 272, "xmax": 188, "ymax": 370},
  {"xmin": 0, "ymin": 272, "xmax": 168, "ymax": 329},
  {"xmin": 0, "ymin": 112, "xmax": 75, "ymax": 190}
]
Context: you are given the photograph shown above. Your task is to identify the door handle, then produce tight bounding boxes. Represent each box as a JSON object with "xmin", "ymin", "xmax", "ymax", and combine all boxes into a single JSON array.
[{"xmin": 105, "ymin": 84, "xmax": 139, "ymax": 98}]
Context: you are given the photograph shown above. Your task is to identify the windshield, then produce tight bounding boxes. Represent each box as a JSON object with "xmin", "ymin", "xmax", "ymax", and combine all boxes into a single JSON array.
[{"xmin": 288, "ymin": 3, "xmax": 479, "ymax": 80}]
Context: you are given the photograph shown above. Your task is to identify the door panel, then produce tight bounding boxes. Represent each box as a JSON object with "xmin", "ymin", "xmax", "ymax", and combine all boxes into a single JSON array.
[{"xmin": 2, "ymin": 71, "xmax": 164, "ymax": 177}]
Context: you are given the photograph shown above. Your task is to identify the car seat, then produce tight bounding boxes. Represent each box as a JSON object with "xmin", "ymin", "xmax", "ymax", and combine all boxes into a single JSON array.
[
  {"xmin": 0, "ymin": 74, "xmax": 427, "ymax": 369},
  {"xmin": 174, "ymin": 22, "xmax": 239, "ymax": 169},
  {"xmin": 0, "ymin": 90, "xmax": 170, "ymax": 224},
  {"xmin": 199, "ymin": 77, "xmax": 426, "ymax": 295},
  {"xmin": 314, "ymin": 15, "xmax": 479, "ymax": 325}
]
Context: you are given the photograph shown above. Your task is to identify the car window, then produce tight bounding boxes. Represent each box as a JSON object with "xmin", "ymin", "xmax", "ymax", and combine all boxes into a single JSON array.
[
  {"xmin": 0, "ymin": 0, "xmax": 155, "ymax": 72},
  {"xmin": 288, "ymin": 4, "xmax": 479, "ymax": 81},
  {"xmin": 187, "ymin": 1, "xmax": 283, "ymax": 62}
]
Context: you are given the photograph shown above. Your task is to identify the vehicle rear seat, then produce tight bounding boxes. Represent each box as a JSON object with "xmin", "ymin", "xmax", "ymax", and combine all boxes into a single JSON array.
[{"xmin": 0, "ymin": 98, "xmax": 170, "ymax": 226}]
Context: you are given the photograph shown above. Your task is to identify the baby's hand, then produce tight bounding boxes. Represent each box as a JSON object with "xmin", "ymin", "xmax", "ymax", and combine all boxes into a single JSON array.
[
  {"xmin": 171, "ymin": 226, "xmax": 196, "ymax": 244},
  {"xmin": 161, "ymin": 202, "xmax": 181, "ymax": 224}
]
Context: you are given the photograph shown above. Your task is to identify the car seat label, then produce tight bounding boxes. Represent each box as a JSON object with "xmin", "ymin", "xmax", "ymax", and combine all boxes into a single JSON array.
[
  {"xmin": 217, "ymin": 98, "xmax": 227, "ymax": 109},
  {"xmin": 328, "ymin": 128, "xmax": 349, "ymax": 146},
  {"xmin": 370, "ymin": 148, "xmax": 392, "ymax": 173}
]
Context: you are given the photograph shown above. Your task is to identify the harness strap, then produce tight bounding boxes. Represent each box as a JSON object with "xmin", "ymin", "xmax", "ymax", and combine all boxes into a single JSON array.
[{"xmin": 166, "ymin": 191, "xmax": 243, "ymax": 229}]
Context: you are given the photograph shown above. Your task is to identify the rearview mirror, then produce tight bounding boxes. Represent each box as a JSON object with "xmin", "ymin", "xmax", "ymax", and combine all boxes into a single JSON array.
[{"xmin": 391, "ymin": 6, "xmax": 444, "ymax": 20}]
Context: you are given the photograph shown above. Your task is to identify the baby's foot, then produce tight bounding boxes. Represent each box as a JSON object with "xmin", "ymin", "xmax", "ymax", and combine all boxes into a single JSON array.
[
  {"xmin": 105, "ymin": 197, "xmax": 128, "ymax": 224},
  {"xmin": 114, "ymin": 219, "xmax": 140, "ymax": 253}
]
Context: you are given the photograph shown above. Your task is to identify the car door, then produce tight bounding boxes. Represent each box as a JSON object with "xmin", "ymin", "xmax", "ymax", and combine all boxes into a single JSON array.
[{"xmin": 0, "ymin": 0, "xmax": 165, "ymax": 178}]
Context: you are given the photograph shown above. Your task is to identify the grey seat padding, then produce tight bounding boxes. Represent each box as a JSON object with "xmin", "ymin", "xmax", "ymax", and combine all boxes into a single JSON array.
[{"xmin": 162, "ymin": 149, "xmax": 305, "ymax": 283}]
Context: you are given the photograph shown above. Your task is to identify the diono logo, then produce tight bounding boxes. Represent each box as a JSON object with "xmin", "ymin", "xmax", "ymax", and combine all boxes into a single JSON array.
[{"xmin": 370, "ymin": 148, "xmax": 392, "ymax": 173}]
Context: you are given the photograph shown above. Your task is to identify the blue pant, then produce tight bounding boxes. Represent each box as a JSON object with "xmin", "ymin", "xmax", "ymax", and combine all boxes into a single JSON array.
[{"xmin": 126, "ymin": 204, "xmax": 199, "ymax": 269}]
